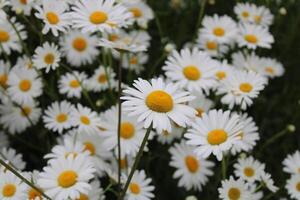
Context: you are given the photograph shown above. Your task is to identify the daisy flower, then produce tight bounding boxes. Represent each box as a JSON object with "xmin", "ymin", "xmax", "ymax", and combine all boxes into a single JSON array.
[
  {"xmin": 237, "ymin": 23, "xmax": 274, "ymax": 49},
  {"xmin": 283, "ymin": 150, "xmax": 300, "ymax": 175},
  {"xmin": 0, "ymin": 100, "xmax": 41, "ymax": 134},
  {"xmin": 0, "ymin": 171, "xmax": 27, "ymax": 200},
  {"xmin": 0, "ymin": 60, "xmax": 10, "ymax": 89},
  {"xmin": 58, "ymin": 71, "xmax": 87, "ymax": 98},
  {"xmin": 59, "ymin": 29, "xmax": 99, "ymax": 67},
  {"xmin": 32, "ymin": 42, "xmax": 61, "ymax": 73},
  {"xmin": 169, "ymin": 141, "xmax": 214, "ymax": 191},
  {"xmin": 185, "ymin": 109, "xmax": 243, "ymax": 161},
  {"xmin": 163, "ymin": 48, "xmax": 219, "ymax": 94},
  {"xmin": 200, "ymin": 14, "xmax": 238, "ymax": 44},
  {"xmin": 0, "ymin": 0, "xmax": 9, "ymax": 21},
  {"xmin": 218, "ymin": 176, "xmax": 251, "ymax": 200},
  {"xmin": 125, "ymin": 170, "xmax": 155, "ymax": 200},
  {"xmin": 188, "ymin": 92, "xmax": 214, "ymax": 118},
  {"xmin": 232, "ymin": 51, "xmax": 263, "ymax": 73},
  {"xmin": 122, "ymin": 78, "xmax": 196, "ymax": 133},
  {"xmin": 35, "ymin": 0, "xmax": 71, "ymax": 36},
  {"xmin": 78, "ymin": 179, "xmax": 105, "ymax": 200},
  {"xmin": 0, "ymin": 147, "xmax": 26, "ymax": 171},
  {"xmin": 234, "ymin": 2, "xmax": 255, "ymax": 24},
  {"xmin": 71, "ymin": 104, "xmax": 103, "ymax": 135},
  {"xmin": 122, "ymin": 52, "xmax": 148, "ymax": 74},
  {"xmin": 234, "ymin": 156, "xmax": 265, "ymax": 183},
  {"xmin": 260, "ymin": 172, "xmax": 278, "ymax": 193},
  {"xmin": 251, "ymin": 5, "xmax": 274, "ymax": 27},
  {"xmin": 38, "ymin": 154, "xmax": 96, "ymax": 200},
  {"xmin": 0, "ymin": 17, "xmax": 27, "ymax": 55},
  {"xmin": 157, "ymin": 122, "xmax": 183, "ymax": 145},
  {"xmin": 71, "ymin": 0, "xmax": 132, "ymax": 33},
  {"xmin": 214, "ymin": 61, "xmax": 234, "ymax": 83},
  {"xmin": 87, "ymin": 66, "xmax": 117, "ymax": 92},
  {"xmin": 124, "ymin": 1, "xmax": 154, "ymax": 27},
  {"xmin": 196, "ymin": 36, "xmax": 229, "ymax": 57},
  {"xmin": 286, "ymin": 174, "xmax": 300, "ymax": 199},
  {"xmin": 9, "ymin": 0, "xmax": 35, "ymax": 16},
  {"xmin": 217, "ymin": 70, "xmax": 267, "ymax": 110},
  {"xmin": 43, "ymin": 101, "xmax": 75, "ymax": 134},
  {"xmin": 102, "ymin": 105, "xmax": 148, "ymax": 156},
  {"xmin": 15, "ymin": 55, "xmax": 33, "ymax": 69},
  {"xmin": 231, "ymin": 113, "xmax": 260, "ymax": 155},
  {"xmin": 7, "ymin": 67, "xmax": 43, "ymax": 105},
  {"xmin": 0, "ymin": 131, "xmax": 9, "ymax": 149},
  {"xmin": 259, "ymin": 57, "xmax": 285, "ymax": 78}
]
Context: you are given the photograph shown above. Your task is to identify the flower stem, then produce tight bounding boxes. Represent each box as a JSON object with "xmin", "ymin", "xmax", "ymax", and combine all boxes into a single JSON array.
[
  {"xmin": 194, "ymin": 0, "xmax": 207, "ymax": 41},
  {"xmin": 0, "ymin": 158, "xmax": 52, "ymax": 200},
  {"xmin": 119, "ymin": 124, "xmax": 153, "ymax": 200},
  {"xmin": 221, "ymin": 155, "xmax": 227, "ymax": 179},
  {"xmin": 260, "ymin": 127, "xmax": 289, "ymax": 151}
]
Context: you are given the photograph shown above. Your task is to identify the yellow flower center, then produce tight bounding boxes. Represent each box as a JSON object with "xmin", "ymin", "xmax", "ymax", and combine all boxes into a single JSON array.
[
  {"xmin": 84, "ymin": 142, "xmax": 96, "ymax": 156},
  {"xmin": 44, "ymin": 53, "xmax": 55, "ymax": 64},
  {"xmin": 0, "ymin": 30, "xmax": 10, "ymax": 42},
  {"xmin": 130, "ymin": 7, "xmax": 143, "ymax": 18},
  {"xmin": 97, "ymin": 74, "xmax": 107, "ymax": 83},
  {"xmin": 216, "ymin": 71, "xmax": 226, "ymax": 80},
  {"xmin": 196, "ymin": 108, "xmax": 204, "ymax": 117},
  {"xmin": 206, "ymin": 41, "xmax": 218, "ymax": 50},
  {"xmin": 183, "ymin": 65, "xmax": 201, "ymax": 81},
  {"xmin": 146, "ymin": 90, "xmax": 173, "ymax": 113},
  {"xmin": 28, "ymin": 188, "xmax": 42, "ymax": 200},
  {"xmin": 20, "ymin": 106, "xmax": 32, "ymax": 117},
  {"xmin": 20, "ymin": 0, "xmax": 27, "ymax": 5},
  {"xmin": 239, "ymin": 82, "xmax": 253, "ymax": 93},
  {"xmin": 207, "ymin": 129, "xmax": 228, "ymax": 145},
  {"xmin": 213, "ymin": 27, "xmax": 225, "ymax": 37},
  {"xmin": 46, "ymin": 12, "xmax": 60, "ymax": 25},
  {"xmin": 89, "ymin": 11, "xmax": 108, "ymax": 24},
  {"xmin": 130, "ymin": 56, "xmax": 138, "ymax": 65},
  {"xmin": 121, "ymin": 122, "xmax": 135, "ymax": 139},
  {"xmin": 77, "ymin": 193, "xmax": 89, "ymax": 200},
  {"xmin": 242, "ymin": 11, "xmax": 249, "ymax": 18},
  {"xmin": 129, "ymin": 183, "xmax": 141, "ymax": 194},
  {"xmin": 265, "ymin": 67, "xmax": 274, "ymax": 75},
  {"xmin": 57, "ymin": 170, "xmax": 78, "ymax": 188},
  {"xmin": 19, "ymin": 79, "xmax": 32, "ymax": 92},
  {"xmin": 2, "ymin": 184, "xmax": 16, "ymax": 197},
  {"xmin": 244, "ymin": 167, "xmax": 255, "ymax": 177},
  {"xmin": 73, "ymin": 37, "xmax": 87, "ymax": 52},
  {"xmin": 228, "ymin": 187, "xmax": 241, "ymax": 200},
  {"xmin": 244, "ymin": 34, "xmax": 258, "ymax": 44},
  {"xmin": 185, "ymin": 156, "xmax": 199, "ymax": 173},
  {"xmin": 296, "ymin": 182, "xmax": 300, "ymax": 192},
  {"xmin": 254, "ymin": 15, "xmax": 262, "ymax": 24},
  {"xmin": 80, "ymin": 115, "xmax": 90, "ymax": 125},
  {"xmin": 120, "ymin": 158, "xmax": 128, "ymax": 169},
  {"xmin": 0, "ymin": 74, "xmax": 8, "ymax": 88},
  {"xmin": 109, "ymin": 34, "xmax": 119, "ymax": 41},
  {"xmin": 56, "ymin": 113, "xmax": 68, "ymax": 123},
  {"xmin": 69, "ymin": 80, "xmax": 80, "ymax": 88},
  {"xmin": 162, "ymin": 130, "xmax": 169, "ymax": 136}
]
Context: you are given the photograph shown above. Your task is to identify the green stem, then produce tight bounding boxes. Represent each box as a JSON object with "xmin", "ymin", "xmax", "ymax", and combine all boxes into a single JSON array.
[
  {"xmin": 0, "ymin": 158, "xmax": 52, "ymax": 200},
  {"xmin": 148, "ymin": 52, "xmax": 167, "ymax": 78},
  {"xmin": 119, "ymin": 125, "xmax": 153, "ymax": 200},
  {"xmin": 221, "ymin": 155, "xmax": 227, "ymax": 180},
  {"xmin": 194, "ymin": 0, "xmax": 207, "ymax": 41},
  {"xmin": 260, "ymin": 128, "xmax": 288, "ymax": 151}
]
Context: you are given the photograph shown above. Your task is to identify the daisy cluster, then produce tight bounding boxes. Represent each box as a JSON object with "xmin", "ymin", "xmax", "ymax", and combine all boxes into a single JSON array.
[{"xmin": 0, "ymin": 0, "xmax": 297, "ymax": 200}]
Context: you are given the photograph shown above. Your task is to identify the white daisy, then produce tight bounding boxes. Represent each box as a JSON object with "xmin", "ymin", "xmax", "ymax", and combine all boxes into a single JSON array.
[
  {"xmin": 258, "ymin": 57, "xmax": 285, "ymax": 78},
  {"xmin": 38, "ymin": 154, "xmax": 96, "ymax": 200},
  {"xmin": 125, "ymin": 170, "xmax": 155, "ymax": 200},
  {"xmin": 286, "ymin": 174, "xmax": 300, "ymax": 200},
  {"xmin": 251, "ymin": 5, "xmax": 274, "ymax": 27},
  {"xmin": 232, "ymin": 51, "xmax": 263, "ymax": 73},
  {"xmin": 188, "ymin": 92, "xmax": 214, "ymax": 118},
  {"xmin": 122, "ymin": 78, "xmax": 196, "ymax": 133},
  {"xmin": 0, "ymin": 147, "xmax": 26, "ymax": 171},
  {"xmin": 77, "ymin": 179, "xmax": 105, "ymax": 200},
  {"xmin": 35, "ymin": 0, "xmax": 71, "ymax": 36},
  {"xmin": 124, "ymin": 1, "xmax": 154, "ymax": 27},
  {"xmin": 234, "ymin": 2, "xmax": 255, "ymax": 24},
  {"xmin": 196, "ymin": 36, "xmax": 229, "ymax": 57},
  {"xmin": 43, "ymin": 101, "xmax": 75, "ymax": 134},
  {"xmin": 283, "ymin": 150, "xmax": 300, "ymax": 175},
  {"xmin": 71, "ymin": 0, "xmax": 132, "ymax": 33},
  {"xmin": 169, "ymin": 141, "xmax": 214, "ymax": 191},
  {"xmin": 237, "ymin": 23, "xmax": 274, "ymax": 49},
  {"xmin": 58, "ymin": 71, "xmax": 87, "ymax": 99},
  {"xmin": 59, "ymin": 29, "xmax": 99, "ymax": 67},
  {"xmin": 163, "ymin": 48, "xmax": 219, "ymax": 94},
  {"xmin": 217, "ymin": 70, "xmax": 267, "ymax": 110},
  {"xmin": 87, "ymin": 66, "xmax": 117, "ymax": 92},
  {"xmin": 214, "ymin": 60, "xmax": 234, "ymax": 83},
  {"xmin": 157, "ymin": 122, "xmax": 183, "ymax": 145},
  {"xmin": 122, "ymin": 52, "xmax": 148, "ymax": 74},
  {"xmin": 9, "ymin": 0, "xmax": 34, "ymax": 16},
  {"xmin": 32, "ymin": 42, "xmax": 61, "ymax": 73},
  {"xmin": 185, "ymin": 109, "xmax": 243, "ymax": 161},
  {"xmin": 218, "ymin": 176, "xmax": 251, "ymax": 200},
  {"xmin": 7, "ymin": 67, "xmax": 43, "ymax": 105},
  {"xmin": 0, "ymin": 171, "xmax": 27, "ymax": 200},
  {"xmin": 260, "ymin": 172, "xmax": 278, "ymax": 193}
]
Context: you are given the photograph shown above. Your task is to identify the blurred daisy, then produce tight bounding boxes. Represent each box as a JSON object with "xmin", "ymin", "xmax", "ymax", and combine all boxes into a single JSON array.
[
  {"xmin": 163, "ymin": 48, "xmax": 218, "ymax": 94},
  {"xmin": 7, "ymin": 67, "xmax": 43, "ymax": 104},
  {"xmin": 259, "ymin": 57, "xmax": 285, "ymax": 78},
  {"xmin": 185, "ymin": 109, "xmax": 243, "ymax": 161},
  {"xmin": 15, "ymin": 55, "xmax": 33, "ymax": 69},
  {"xmin": 0, "ymin": 147, "xmax": 26, "ymax": 171},
  {"xmin": 283, "ymin": 150, "xmax": 300, "ymax": 175},
  {"xmin": 122, "ymin": 52, "xmax": 148, "ymax": 74},
  {"xmin": 87, "ymin": 66, "xmax": 117, "ymax": 92},
  {"xmin": 169, "ymin": 141, "xmax": 214, "ymax": 191},
  {"xmin": 237, "ymin": 24, "xmax": 274, "ymax": 49},
  {"xmin": 157, "ymin": 122, "xmax": 183, "ymax": 145},
  {"xmin": 32, "ymin": 42, "xmax": 61, "ymax": 73},
  {"xmin": 217, "ymin": 70, "xmax": 267, "ymax": 110},
  {"xmin": 125, "ymin": 170, "xmax": 155, "ymax": 200},
  {"xmin": 58, "ymin": 71, "xmax": 87, "ymax": 98},
  {"xmin": 0, "ymin": 17, "xmax": 27, "ymax": 55},
  {"xmin": 38, "ymin": 154, "xmax": 96, "ymax": 200},
  {"xmin": 231, "ymin": 113, "xmax": 260, "ymax": 155},
  {"xmin": 218, "ymin": 176, "xmax": 251, "ymax": 200},
  {"xmin": 35, "ymin": 0, "xmax": 71, "ymax": 36},
  {"xmin": 124, "ymin": 1, "xmax": 154, "ymax": 27},
  {"xmin": 234, "ymin": 2, "xmax": 255, "ymax": 24},
  {"xmin": 71, "ymin": 104, "xmax": 103, "ymax": 135},
  {"xmin": 10, "ymin": 0, "xmax": 34, "ymax": 16},
  {"xmin": 214, "ymin": 61, "xmax": 234, "ymax": 85},
  {"xmin": 122, "ymin": 78, "xmax": 196, "ymax": 133},
  {"xmin": 71, "ymin": 0, "xmax": 132, "ymax": 33},
  {"xmin": 0, "ymin": 131, "xmax": 9, "ymax": 149},
  {"xmin": 43, "ymin": 101, "xmax": 75, "ymax": 134},
  {"xmin": 286, "ymin": 174, "xmax": 300, "ymax": 199},
  {"xmin": 59, "ymin": 29, "xmax": 99, "ymax": 67},
  {"xmin": 234, "ymin": 156, "xmax": 265, "ymax": 183},
  {"xmin": 78, "ymin": 179, "xmax": 105, "ymax": 200},
  {"xmin": 232, "ymin": 51, "xmax": 263, "ymax": 73},
  {"xmin": 260, "ymin": 172, "xmax": 278, "ymax": 193},
  {"xmin": 251, "ymin": 5, "xmax": 273, "ymax": 27},
  {"xmin": 0, "ymin": 60, "xmax": 10, "ymax": 89},
  {"xmin": 197, "ymin": 36, "xmax": 228, "ymax": 57},
  {"xmin": 200, "ymin": 14, "xmax": 238, "ymax": 44},
  {"xmin": 188, "ymin": 92, "xmax": 214, "ymax": 118},
  {"xmin": 0, "ymin": 171, "xmax": 27, "ymax": 199}
]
